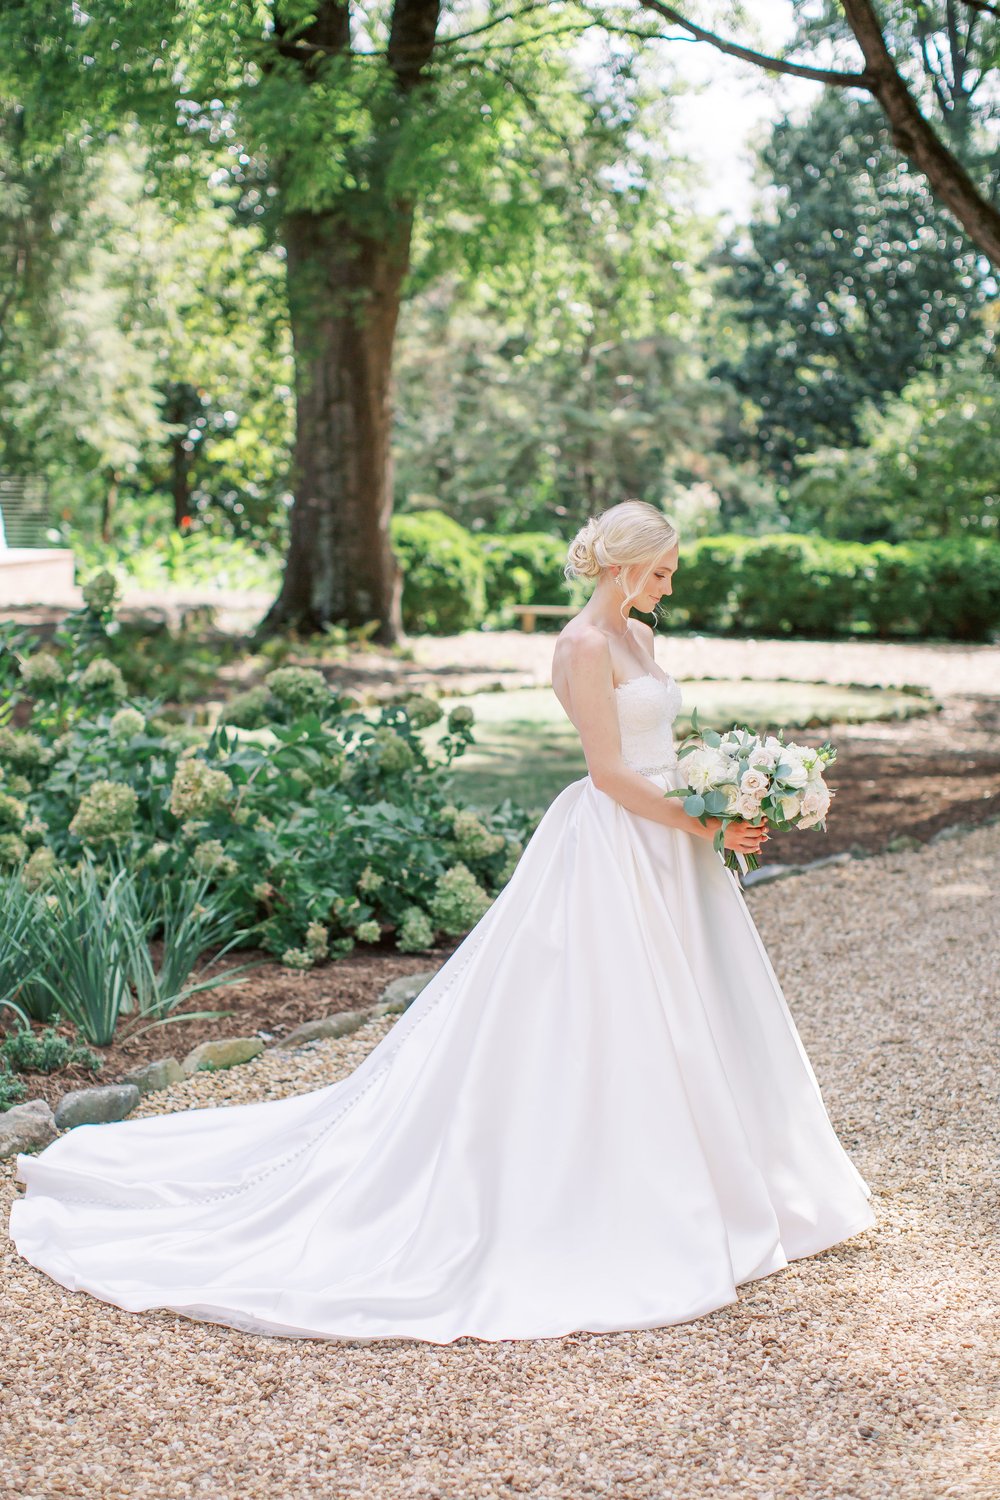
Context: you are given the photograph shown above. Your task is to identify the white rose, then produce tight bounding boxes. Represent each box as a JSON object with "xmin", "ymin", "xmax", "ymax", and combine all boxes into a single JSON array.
[
  {"xmin": 725, "ymin": 729, "xmax": 756, "ymax": 755},
  {"xmin": 779, "ymin": 761, "xmax": 809, "ymax": 790},
  {"xmin": 779, "ymin": 793, "xmax": 802, "ymax": 821},
  {"xmin": 736, "ymin": 790, "xmax": 763, "ymax": 819},
  {"xmin": 750, "ymin": 746, "xmax": 778, "ymax": 772},
  {"xmin": 740, "ymin": 767, "xmax": 770, "ymax": 796},
  {"xmin": 799, "ymin": 785, "xmax": 831, "ymax": 825}
]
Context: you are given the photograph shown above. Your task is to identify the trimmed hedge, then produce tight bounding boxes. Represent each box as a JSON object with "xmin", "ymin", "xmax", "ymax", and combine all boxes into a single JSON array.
[
  {"xmin": 390, "ymin": 511, "xmax": 487, "ymax": 634},
  {"xmin": 391, "ymin": 514, "xmax": 1000, "ymax": 641},
  {"xmin": 677, "ymin": 534, "xmax": 1000, "ymax": 641},
  {"xmin": 480, "ymin": 532, "xmax": 575, "ymax": 620}
]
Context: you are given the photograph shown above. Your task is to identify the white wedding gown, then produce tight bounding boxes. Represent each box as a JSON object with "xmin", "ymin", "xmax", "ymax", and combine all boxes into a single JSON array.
[{"xmin": 10, "ymin": 673, "xmax": 875, "ymax": 1344}]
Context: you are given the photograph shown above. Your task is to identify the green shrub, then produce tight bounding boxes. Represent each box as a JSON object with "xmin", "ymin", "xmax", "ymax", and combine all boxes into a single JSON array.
[
  {"xmin": 865, "ymin": 542, "xmax": 932, "ymax": 638},
  {"xmin": 1, "ymin": 1026, "xmax": 101, "ymax": 1075},
  {"xmin": 674, "ymin": 534, "xmax": 1000, "ymax": 641},
  {"xmin": 391, "ymin": 511, "xmax": 487, "ymax": 633},
  {"xmin": 0, "ymin": 1061, "xmax": 26, "ymax": 1112},
  {"xmin": 672, "ymin": 536, "xmax": 745, "ymax": 632},
  {"xmin": 916, "ymin": 539, "xmax": 1000, "ymax": 642},
  {"xmin": 480, "ymin": 532, "xmax": 572, "ymax": 622}
]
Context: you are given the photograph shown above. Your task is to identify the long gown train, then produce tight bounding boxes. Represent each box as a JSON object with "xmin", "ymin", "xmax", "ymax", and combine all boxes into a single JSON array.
[{"xmin": 9, "ymin": 674, "xmax": 875, "ymax": 1344}]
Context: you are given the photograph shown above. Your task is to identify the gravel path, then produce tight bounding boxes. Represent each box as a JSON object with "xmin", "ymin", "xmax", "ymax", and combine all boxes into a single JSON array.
[{"xmin": 3, "ymin": 827, "xmax": 998, "ymax": 1500}]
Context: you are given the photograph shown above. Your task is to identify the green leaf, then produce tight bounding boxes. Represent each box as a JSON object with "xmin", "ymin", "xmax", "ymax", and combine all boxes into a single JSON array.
[
  {"xmin": 702, "ymin": 729, "xmax": 721, "ymax": 748},
  {"xmin": 683, "ymin": 793, "xmax": 706, "ymax": 817},
  {"xmin": 703, "ymin": 789, "xmax": 729, "ymax": 815}
]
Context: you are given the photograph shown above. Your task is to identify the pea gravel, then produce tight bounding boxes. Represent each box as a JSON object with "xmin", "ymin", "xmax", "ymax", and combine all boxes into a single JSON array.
[{"xmin": 2, "ymin": 827, "xmax": 997, "ymax": 1500}]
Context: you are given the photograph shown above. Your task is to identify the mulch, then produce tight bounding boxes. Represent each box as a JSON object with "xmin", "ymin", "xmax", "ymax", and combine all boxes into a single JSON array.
[
  {"xmin": 773, "ymin": 691, "xmax": 1000, "ymax": 864},
  {"xmin": 8, "ymin": 941, "xmax": 458, "ymax": 1112}
]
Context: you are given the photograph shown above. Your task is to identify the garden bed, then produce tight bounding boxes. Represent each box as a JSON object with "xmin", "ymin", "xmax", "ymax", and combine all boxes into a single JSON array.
[{"xmin": 7, "ymin": 941, "xmax": 459, "ymax": 1112}]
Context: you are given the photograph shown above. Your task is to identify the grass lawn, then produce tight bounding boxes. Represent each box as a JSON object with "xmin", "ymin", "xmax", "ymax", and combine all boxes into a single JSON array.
[{"xmin": 432, "ymin": 678, "xmax": 934, "ymax": 811}]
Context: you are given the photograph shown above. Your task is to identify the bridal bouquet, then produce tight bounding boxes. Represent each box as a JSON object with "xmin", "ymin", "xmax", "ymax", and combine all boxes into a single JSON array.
[{"xmin": 667, "ymin": 710, "xmax": 836, "ymax": 872}]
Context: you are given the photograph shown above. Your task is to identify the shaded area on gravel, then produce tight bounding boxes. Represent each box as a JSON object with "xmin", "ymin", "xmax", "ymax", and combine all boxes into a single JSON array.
[{"xmin": 3, "ymin": 826, "xmax": 998, "ymax": 1500}]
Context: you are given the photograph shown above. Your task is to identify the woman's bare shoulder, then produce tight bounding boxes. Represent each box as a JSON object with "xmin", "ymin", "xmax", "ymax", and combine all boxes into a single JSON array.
[{"xmin": 553, "ymin": 621, "xmax": 613, "ymax": 676}]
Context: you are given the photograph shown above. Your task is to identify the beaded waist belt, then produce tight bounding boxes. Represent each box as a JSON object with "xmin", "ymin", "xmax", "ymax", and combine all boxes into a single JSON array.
[{"xmin": 625, "ymin": 757, "xmax": 678, "ymax": 777}]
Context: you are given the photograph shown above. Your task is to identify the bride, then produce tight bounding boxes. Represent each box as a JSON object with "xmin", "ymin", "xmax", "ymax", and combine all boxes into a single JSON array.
[{"xmin": 10, "ymin": 501, "xmax": 875, "ymax": 1345}]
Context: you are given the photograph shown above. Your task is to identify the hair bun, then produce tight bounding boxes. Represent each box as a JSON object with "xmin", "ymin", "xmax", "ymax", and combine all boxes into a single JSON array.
[{"xmin": 564, "ymin": 518, "xmax": 604, "ymax": 581}]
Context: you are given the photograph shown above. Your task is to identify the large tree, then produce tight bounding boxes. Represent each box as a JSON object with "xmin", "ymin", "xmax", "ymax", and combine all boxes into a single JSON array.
[{"xmin": 0, "ymin": 1, "xmax": 639, "ymax": 641}]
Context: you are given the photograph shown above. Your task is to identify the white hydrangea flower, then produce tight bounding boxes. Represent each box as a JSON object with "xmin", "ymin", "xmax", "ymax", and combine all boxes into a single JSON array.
[
  {"xmin": 169, "ymin": 759, "xmax": 234, "ymax": 820},
  {"xmin": 78, "ymin": 657, "xmax": 127, "ymax": 697},
  {"xmin": 109, "ymin": 707, "xmax": 146, "ymax": 740}
]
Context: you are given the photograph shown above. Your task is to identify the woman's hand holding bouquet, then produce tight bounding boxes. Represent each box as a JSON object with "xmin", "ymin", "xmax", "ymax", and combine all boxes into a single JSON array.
[{"xmin": 668, "ymin": 710, "xmax": 836, "ymax": 872}]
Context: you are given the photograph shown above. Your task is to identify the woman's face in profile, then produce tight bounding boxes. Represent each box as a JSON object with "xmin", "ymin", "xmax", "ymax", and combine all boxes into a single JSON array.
[{"xmin": 631, "ymin": 545, "xmax": 679, "ymax": 611}]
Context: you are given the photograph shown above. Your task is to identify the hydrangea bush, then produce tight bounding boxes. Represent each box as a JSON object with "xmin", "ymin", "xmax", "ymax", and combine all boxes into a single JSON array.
[{"xmin": 0, "ymin": 584, "xmax": 537, "ymax": 1021}]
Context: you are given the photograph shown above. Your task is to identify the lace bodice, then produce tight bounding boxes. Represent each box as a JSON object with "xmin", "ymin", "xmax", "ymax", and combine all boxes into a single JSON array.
[{"xmin": 615, "ymin": 673, "xmax": 682, "ymax": 776}]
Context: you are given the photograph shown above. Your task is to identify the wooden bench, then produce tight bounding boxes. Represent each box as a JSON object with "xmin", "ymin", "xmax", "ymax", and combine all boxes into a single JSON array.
[{"xmin": 510, "ymin": 604, "xmax": 576, "ymax": 633}]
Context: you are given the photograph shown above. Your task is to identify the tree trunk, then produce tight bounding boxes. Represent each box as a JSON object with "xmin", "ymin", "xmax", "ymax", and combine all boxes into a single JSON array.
[
  {"xmin": 262, "ymin": 211, "xmax": 409, "ymax": 644},
  {"xmin": 100, "ymin": 469, "xmax": 118, "ymax": 544},
  {"xmin": 171, "ymin": 437, "xmax": 190, "ymax": 531}
]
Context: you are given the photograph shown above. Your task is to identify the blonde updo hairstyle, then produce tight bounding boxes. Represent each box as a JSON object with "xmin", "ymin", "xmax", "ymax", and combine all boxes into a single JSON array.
[{"xmin": 565, "ymin": 501, "xmax": 679, "ymax": 626}]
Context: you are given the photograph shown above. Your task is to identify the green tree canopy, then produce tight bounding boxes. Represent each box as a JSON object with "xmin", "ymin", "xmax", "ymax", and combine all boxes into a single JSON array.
[{"xmin": 714, "ymin": 88, "xmax": 994, "ymax": 476}]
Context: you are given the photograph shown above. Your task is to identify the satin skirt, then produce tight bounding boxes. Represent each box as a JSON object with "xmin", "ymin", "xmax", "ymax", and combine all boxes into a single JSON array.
[{"xmin": 10, "ymin": 771, "xmax": 875, "ymax": 1344}]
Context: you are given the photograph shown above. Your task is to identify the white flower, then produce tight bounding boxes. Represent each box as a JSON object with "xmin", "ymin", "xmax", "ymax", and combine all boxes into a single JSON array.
[
  {"xmin": 739, "ymin": 767, "xmax": 770, "ymax": 796},
  {"xmin": 805, "ymin": 753, "xmax": 826, "ymax": 783},
  {"xmin": 736, "ymin": 790, "xmax": 763, "ymax": 819},
  {"xmin": 723, "ymin": 728, "xmax": 756, "ymax": 755},
  {"xmin": 778, "ymin": 757, "xmax": 809, "ymax": 790},
  {"xmin": 685, "ymin": 747, "xmax": 733, "ymax": 796},
  {"xmin": 749, "ymin": 744, "xmax": 778, "ymax": 772},
  {"xmin": 798, "ymin": 784, "xmax": 831, "ymax": 827},
  {"xmin": 779, "ymin": 793, "xmax": 803, "ymax": 821},
  {"xmin": 109, "ymin": 707, "xmax": 146, "ymax": 740}
]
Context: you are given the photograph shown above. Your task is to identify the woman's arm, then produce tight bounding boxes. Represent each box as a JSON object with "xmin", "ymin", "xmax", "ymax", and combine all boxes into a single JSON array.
[{"xmin": 559, "ymin": 631, "xmax": 767, "ymax": 856}]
